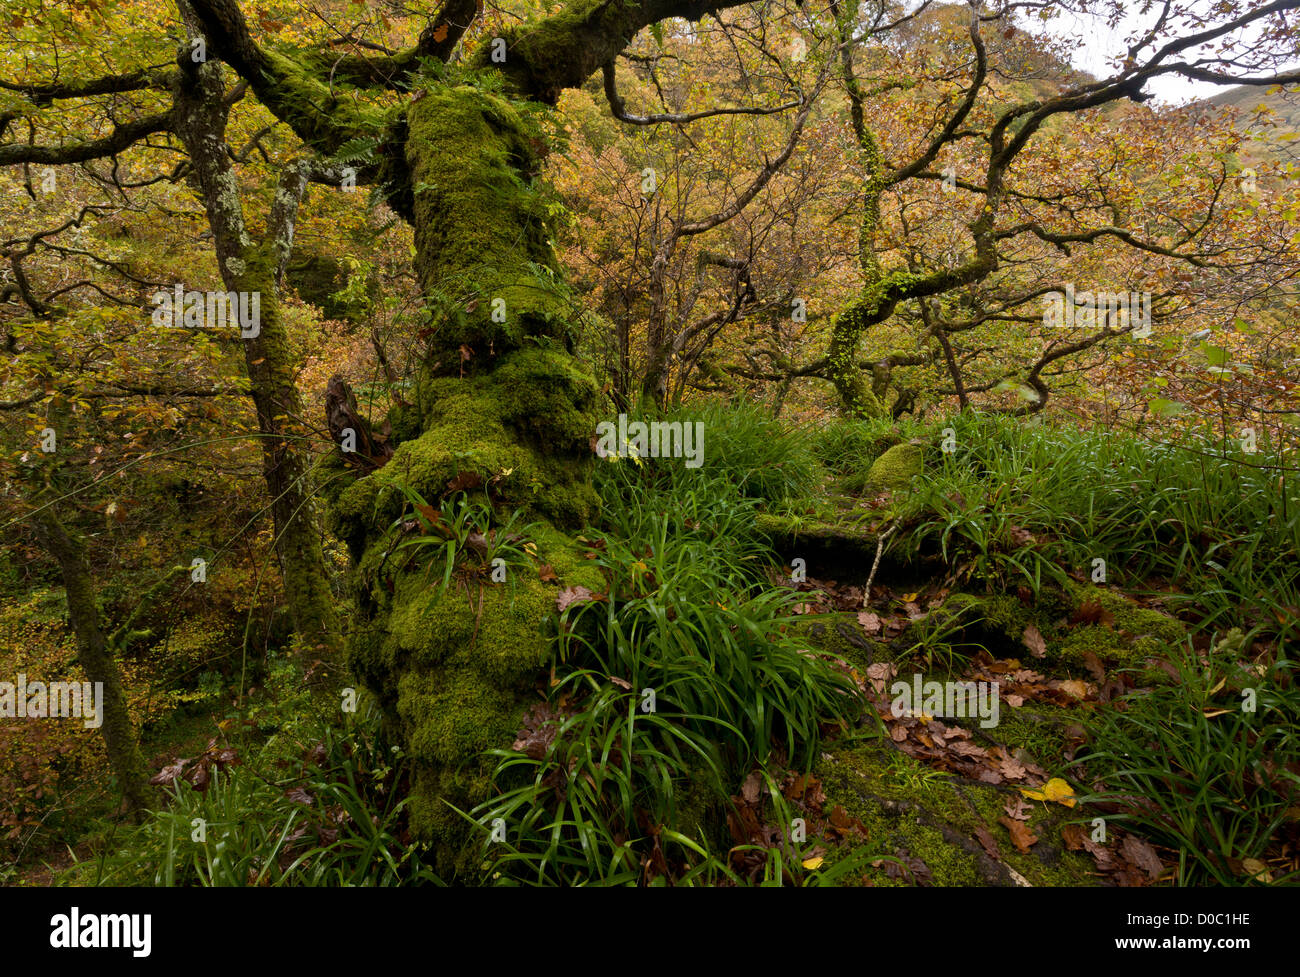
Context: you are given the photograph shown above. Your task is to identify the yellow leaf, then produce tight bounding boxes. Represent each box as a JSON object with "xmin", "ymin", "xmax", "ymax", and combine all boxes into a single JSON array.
[
  {"xmin": 1242, "ymin": 858, "xmax": 1273, "ymax": 883},
  {"xmin": 801, "ymin": 856, "xmax": 824, "ymax": 870},
  {"xmin": 1021, "ymin": 777, "xmax": 1076, "ymax": 807},
  {"xmin": 902, "ymin": 592, "xmax": 919, "ymax": 602},
  {"xmin": 1058, "ymin": 679, "xmax": 1090, "ymax": 699}
]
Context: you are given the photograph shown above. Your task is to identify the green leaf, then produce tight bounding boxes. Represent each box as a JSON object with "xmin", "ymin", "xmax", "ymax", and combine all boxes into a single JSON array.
[
  {"xmin": 1200, "ymin": 343, "xmax": 1230, "ymax": 367},
  {"xmin": 332, "ymin": 136, "xmax": 380, "ymax": 165},
  {"xmin": 1148, "ymin": 397, "xmax": 1186, "ymax": 417}
]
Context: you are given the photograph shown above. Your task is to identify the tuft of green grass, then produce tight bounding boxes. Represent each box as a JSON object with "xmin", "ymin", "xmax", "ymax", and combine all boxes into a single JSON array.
[
  {"xmin": 69, "ymin": 704, "xmax": 441, "ymax": 887},
  {"xmin": 467, "ymin": 431, "xmax": 865, "ymax": 885},
  {"xmin": 383, "ymin": 484, "xmax": 538, "ymax": 594},
  {"xmin": 598, "ymin": 400, "xmax": 824, "ymax": 505},
  {"xmin": 1075, "ymin": 634, "xmax": 1300, "ymax": 886},
  {"xmin": 887, "ymin": 412, "xmax": 1299, "ymax": 639}
]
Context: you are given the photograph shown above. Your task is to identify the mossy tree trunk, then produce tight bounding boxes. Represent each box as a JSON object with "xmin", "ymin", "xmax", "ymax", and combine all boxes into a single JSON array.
[
  {"xmin": 327, "ymin": 87, "xmax": 604, "ymax": 872},
  {"xmin": 185, "ymin": 0, "xmax": 759, "ymax": 874},
  {"xmin": 826, "ymin": 1, "xmax": 895, "ymax": 419},
  {"xmin": 173, "ymin": 5, "xmax": 345, "ymax": 685},
  {"xmin": 32, "ymin": 505, "xmax": 153, "ymax": 817}
]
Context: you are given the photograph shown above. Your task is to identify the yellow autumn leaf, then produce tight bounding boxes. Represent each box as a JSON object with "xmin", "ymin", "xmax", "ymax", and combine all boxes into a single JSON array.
[
  {"xmin": 801, "ymin": 856, "xmax": 824, "ymax": 870},
  {"xmin": 1058, "ymin": 679, "xmax": 1090, "ymax": 700},
  {"xmin": 902, "ymin": 592, "xmax": 920, "ymax": 602},
  {"xmin": 1021, "ymin": 777, "xmax": 1076, "ymax": 807},
  {"xmin": 1242, "ymin": 858, "xmax": 1273, "ymax": 883}
]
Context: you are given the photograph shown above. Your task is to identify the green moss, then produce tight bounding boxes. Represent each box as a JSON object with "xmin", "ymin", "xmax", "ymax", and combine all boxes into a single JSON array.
[
  {"xmin": 753, "ymin": 512, "xmax": 880, "ymax": 562},
  {"xmin": 473, "ymin": 0, "xmax": 644, "ymax": 102},
  {"xmin": 866, "ymin": 443, "xmax": 922, "ymax": 494},
  {"xmin": 790, "ymin": 613, "xmax": 888, "ymax": 674},
  {"xmin": 817, "ymin": 741, "xmax": 1097, "ymax": 886},
  {"xmin": 964, "ymin": 593, "xmax": 1034, "ymax": 639},
  {"xmin": 250, "ymin": 48, "xmax": 389, "ymax": 157},
  {"xmin": 404, "ymin": 86, "xmax": 569, "ymax": 354},
  {"xmin": 491, "ymin": 347, "xmax": 600, "ymax": 444},
  {"xmin": 993, "ymin": 702, "xmax": 1078, "ymax": 768},
  {"xmin": 1071, "ymin": 583, "xmax": 1185, "ymax": 644},
  {"xmin": 924, "ymin": 590, "xmax": 1074, "ymax": 654},
  {"xmin": 333, "ymin": 349, "xmax": 599, "ymax": 538},
  {"xmin": 331, "ymin": 354, "xmax": 604, "ymax": 875},
  {"xmin": 1050, "ymin": 583, "xmax": 1186, "ymax": 669},
  {"xmin": 343, "ymin": 527, "xmax": 593, "ymax": 876},
  {"xmin": 528, "ymin": 522, "xmax": 604, "ymax": 592},
  {"xmin": 827, "ymin": 303, "xmax": 888, "ymax": 419},
  {"xmin": 916, "ymin": 586, "xmax": 1181, "ymax": 680},
  {"xmin": 323, "ymin": 82, "xmax": 619, "ymax": 877}
]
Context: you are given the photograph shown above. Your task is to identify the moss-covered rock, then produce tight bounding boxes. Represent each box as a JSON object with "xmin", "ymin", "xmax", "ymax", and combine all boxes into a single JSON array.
[
  {"xmin": 792, "ymin": 613, "xmax": 889, "ymax": 674},
  {"xmin": 753, "ymin": 513, "xmax": 881, "ymax": 572},
  {"xmin": 1050, "ymin": 582, "xmax": 1186, "ymax": 670},
  {"xmin": 866, "ymin": 442, "xmax": 923, "ymax": 495},
  {"xmin": 909, "ymin": 584, "xmax": 1184, "ymax": 675},
  {"xmin": 990, "ymin": 701, "xmax": 1081, "ymax": 766}
]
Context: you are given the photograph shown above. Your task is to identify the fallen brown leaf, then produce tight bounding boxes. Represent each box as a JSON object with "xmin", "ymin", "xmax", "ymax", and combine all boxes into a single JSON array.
[
  {"xmin": 999, "ymin": 816, "xmax": 1039, "ymax": 853},
  {"xmin": 1003, "ymin": 797, "xmax": 1031, "ymax": 821},
  {"xmin": 975, "ymin": 824, "xmax": 1001, "ymax": 860},
  {"xmin": 1061, "ymin": 823, "xmax": 1086, "ymax": 851},
  {"xmin": 1120, "ymin": 834, "xmax": 1164, "ymax": 882},
  {"xmin": 1022, "ymin": 624, "xmax": 1048, "ymax": 659},
  {"xmin": 1081, "ymin": 650, "xmax": 1106, "ymax": 683}
]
